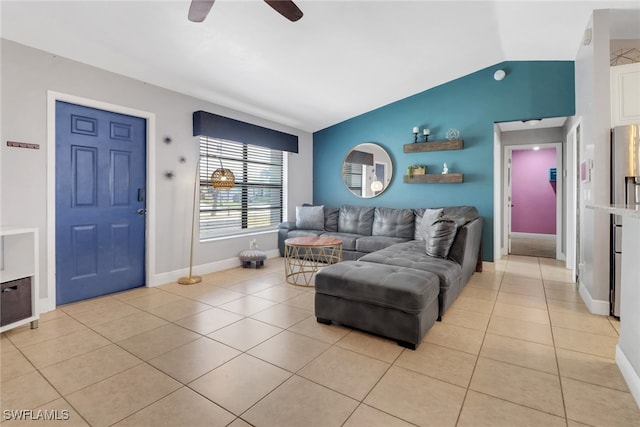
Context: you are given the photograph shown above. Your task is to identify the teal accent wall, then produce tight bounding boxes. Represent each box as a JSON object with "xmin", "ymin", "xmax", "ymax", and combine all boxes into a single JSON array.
[{"xmin": 312, "ymin": 61, "xmax": 575, "ymax": 261}]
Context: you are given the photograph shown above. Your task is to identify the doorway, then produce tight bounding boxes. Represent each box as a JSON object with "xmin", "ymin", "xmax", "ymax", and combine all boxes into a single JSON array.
[
  {"xmin": 55, "ymin": 101, "xmax": 147, "ymax": 304},
  {"xmin": 504, "ymin": 143, "xmax": 562, "ymax": 259}
]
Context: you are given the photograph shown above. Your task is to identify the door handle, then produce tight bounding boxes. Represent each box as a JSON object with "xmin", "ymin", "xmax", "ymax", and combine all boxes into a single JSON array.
[{"xmin": 136, "ymin": 208, "xmax": 147, "ymax": 215}]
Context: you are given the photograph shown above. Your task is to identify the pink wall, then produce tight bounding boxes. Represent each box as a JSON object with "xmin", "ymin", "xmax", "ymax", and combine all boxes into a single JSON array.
[{"xmin": 511, "ymin": 147, "xmax": 557, "ymax": 234}]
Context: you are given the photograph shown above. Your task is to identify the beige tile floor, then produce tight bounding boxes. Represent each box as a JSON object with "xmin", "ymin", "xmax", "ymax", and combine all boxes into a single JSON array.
[{"xmin": 2, "ymin": 255, "xmax": 639, "ymax": 426}]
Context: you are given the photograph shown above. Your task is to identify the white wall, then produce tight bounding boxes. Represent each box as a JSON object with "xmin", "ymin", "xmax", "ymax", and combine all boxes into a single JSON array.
[
  {"xmin": 566, "ymin": 10, "xmax": 612, "ymax": 314},
  {"xmin": 0, "ymin": 40, "xmax": 313, "ymax": 309}
]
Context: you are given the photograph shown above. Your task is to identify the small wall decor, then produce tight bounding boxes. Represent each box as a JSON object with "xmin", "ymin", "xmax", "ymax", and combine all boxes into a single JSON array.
[
  {"xmin": 6, "ymin": 141, "xmax": 40, "ymax": 150},
  {"xmin": 610, "ymin": 47, "xmax": 640, "ymax": 66},
  {"xmin": 164, "ymin": 171, "xmax": 175, "ymax": 180},
  {"xmin": 163, "ymin": 136, "xmax": 172, "ymax": 144},
  {"xmin": 179, "ymin": 156, "xmax": 187, "ymax": 163}
]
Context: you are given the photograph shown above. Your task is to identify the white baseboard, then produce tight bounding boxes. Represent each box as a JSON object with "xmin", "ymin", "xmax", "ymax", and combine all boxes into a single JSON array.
[
  {"xmin": 148, "ymin": 249, "xmax": 281, "ymax": 287},
  {"xmin": 616, "ymin": 345, "xmax": 640, "ymax": 408},
  {"xmin": 482, "ymin": 261, "xmax": 495, "ymax": 272},
  {"xmin": 37, "ymin": 297, "xmax": 53, "ymax": 314},
  {"xmin": 578, "ymin": 282, "xmax": 610, "ymax": 315}
]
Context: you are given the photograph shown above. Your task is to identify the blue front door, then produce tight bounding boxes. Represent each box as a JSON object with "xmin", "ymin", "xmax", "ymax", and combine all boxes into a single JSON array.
[{"xmin": 55, "ymin": 101, "xmax": 146, "ymax": 305}]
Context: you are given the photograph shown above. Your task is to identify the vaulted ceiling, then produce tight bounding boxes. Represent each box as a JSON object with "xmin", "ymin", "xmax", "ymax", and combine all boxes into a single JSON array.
[{"xmin": 2, "ymin": 1, "xmax": 639, "ymax": 132}]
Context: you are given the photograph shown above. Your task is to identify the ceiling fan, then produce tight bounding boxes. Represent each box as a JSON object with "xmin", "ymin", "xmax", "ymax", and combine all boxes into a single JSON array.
[{"xmin": 188, "ymin": 0, "xmax": 303, "ymax": 23}]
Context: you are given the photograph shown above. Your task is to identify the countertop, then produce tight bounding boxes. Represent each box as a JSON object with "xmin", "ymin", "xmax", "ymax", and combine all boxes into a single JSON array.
[{"xmin": 586, "ymin": 204, "xmax": 640, "ymax": 218}]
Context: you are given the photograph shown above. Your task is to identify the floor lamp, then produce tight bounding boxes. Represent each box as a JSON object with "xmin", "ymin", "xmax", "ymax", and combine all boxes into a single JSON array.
[{"xmin": 178, "ymin": 158, "xmax": 235, "ymax": 285}]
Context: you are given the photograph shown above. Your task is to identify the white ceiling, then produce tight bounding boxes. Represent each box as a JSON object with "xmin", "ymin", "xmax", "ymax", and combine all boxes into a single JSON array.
[{"xmin": 2, "ymin": 1, "xmax": 639, "ymax": 132}]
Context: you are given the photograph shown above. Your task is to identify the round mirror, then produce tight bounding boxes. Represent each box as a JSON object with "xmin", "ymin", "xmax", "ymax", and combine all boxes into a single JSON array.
[{"xmin": 342, "ymin": 143, "xmax": 393, "ymax": 198}]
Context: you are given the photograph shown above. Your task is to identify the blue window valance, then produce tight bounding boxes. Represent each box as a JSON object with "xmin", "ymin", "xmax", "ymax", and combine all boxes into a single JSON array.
[{"xmin": 193, "ymin": 110, "xmax": 299, "ymax": 153}]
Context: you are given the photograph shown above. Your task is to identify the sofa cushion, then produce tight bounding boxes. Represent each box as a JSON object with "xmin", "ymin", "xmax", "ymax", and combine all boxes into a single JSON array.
[
  {"xmin": 359, "ymin": 240, "xmax": 462, "ymax": 295},
  {"xmin": 287, "ymin": 229, "xmax": 324, "ymax": 239},
  {"xmin": 426, "ymin": 218, "xmax": 458, "ymax": 258},
  {"xmin": 355, "ymin": 235, "xmax": 408, "ymax": 254},
  {"xmin": 296, "ymin": 205, "xmax": 324, "ymax": 230},
  {"xmin": 338, "ymin": 205, "xmax": 375, "ymax": 236},
  {"xmin": 315, "ymin": 261, "xmax": 440, "ymax": 314},
  {"xmin": 320, "ymin": 232, "xmax": 361, "ymax": 251},
  {"xmin": 415, "ymin": 208, "xmax": 444, "ymax": 240},
  {"xmin": 372, "ymin": 207, "xmax": 414, "ymax": 239},
  {"xmin": 324, "ymin": 207, "xmax": 339, "ymax": 232}
]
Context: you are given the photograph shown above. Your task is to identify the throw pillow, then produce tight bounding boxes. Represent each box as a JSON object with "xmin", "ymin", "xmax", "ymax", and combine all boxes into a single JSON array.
[
  {"xmin": 425, "ymin": 217, "xmax": 458, "ymax": 258},
  {"xmin": 416, "ymin": 208, "xmax": 444, "ymax": 241},
  {"xmin": 296, "ymin": 205, "xmax": 325, "ymax": 230},
  {"xmin": 324, "ymin": 207, "xmax": 339, "ymax": 232}
]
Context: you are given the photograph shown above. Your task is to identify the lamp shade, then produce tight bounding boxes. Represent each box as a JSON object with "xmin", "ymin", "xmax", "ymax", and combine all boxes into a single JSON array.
[{"xmin": 211, "ymin": 168, "xmax": 235, "ymax": 190}]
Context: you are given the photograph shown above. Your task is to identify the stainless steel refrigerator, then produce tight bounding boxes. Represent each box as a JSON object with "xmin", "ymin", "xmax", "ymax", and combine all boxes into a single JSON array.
[{"xmin": 610, "ymin": 124, "xmax": 640, "ymax": 317}]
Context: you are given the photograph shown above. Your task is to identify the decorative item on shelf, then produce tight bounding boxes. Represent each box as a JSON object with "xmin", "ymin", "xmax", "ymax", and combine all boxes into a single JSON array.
[
  {"xmin": 408, "ymin": 165, "xmax": 426, "ymax": 177},
  {"xmin": 446, "ymin": 128, "xmax": 460, "ymax": 140},
  {"xmin": 412, "ymin": 127, "xmax": 419, "ymax": 143},
  {"xmin": 423, "ymin": 129, "xmax": 430, "ymax": 142},
  {"xmin": 442, "ymin": 163, "xmax": 449, "ymax": 174},
  {"xmin": 413, "ymin": 165, "xmax": 426, "ymax": 175}
]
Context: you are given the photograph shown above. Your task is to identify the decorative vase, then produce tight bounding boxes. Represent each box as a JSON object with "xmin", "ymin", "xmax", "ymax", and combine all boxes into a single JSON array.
[{"xmin": 446, "ymin": 128, "xmax": 460, "ymax": 140}]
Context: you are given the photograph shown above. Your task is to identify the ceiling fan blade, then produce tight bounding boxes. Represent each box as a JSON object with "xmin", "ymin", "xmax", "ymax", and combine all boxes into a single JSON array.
[
  {"xmin": 264, "ymin": 0, "xmax": 303, "ymax": 22},
  {"xmin": 188, "ymin": 0, "xmax": 215, "ymax": 22}
]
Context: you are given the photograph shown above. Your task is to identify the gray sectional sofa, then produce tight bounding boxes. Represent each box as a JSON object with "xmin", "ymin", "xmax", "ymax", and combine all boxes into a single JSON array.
[
  {"xmin": 278, "ymin": 205, "xmax": 482, "ymax": 284},
  {"xmin": 278, "ymin": 204, "xmax": 483, "ymax": 349}
]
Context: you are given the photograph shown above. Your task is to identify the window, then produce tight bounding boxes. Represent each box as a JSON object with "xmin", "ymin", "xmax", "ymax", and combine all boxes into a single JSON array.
[
  {"xmin": 342, "ymin": 162, "xmax": 363, "ymax": 195},
  {"xmin": 199, "ymin": 136, "xmax": 284, "ymax": 239}
]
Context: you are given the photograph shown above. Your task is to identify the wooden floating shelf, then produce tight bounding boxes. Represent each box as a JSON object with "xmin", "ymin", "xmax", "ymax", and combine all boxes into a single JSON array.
[
  {"xmin": 403, "ymin": 173, "xmax": 464, "ymax": 184},
  {"xmin": 403, "ymin": 139, "xmax": 463, "ymax": 153}
]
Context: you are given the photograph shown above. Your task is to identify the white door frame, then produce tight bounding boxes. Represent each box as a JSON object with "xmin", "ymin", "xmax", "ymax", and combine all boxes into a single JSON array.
[
  {"xmin": 565, "ymin": 120, "xmax": 580, "ymax": 280},
  {"xmin": 46, "ymin": 91, "xmax": 157, "ymax": 311},
  {"xmin": 503, "ymin": 143, "xmax": 564, "ymax": 260}
]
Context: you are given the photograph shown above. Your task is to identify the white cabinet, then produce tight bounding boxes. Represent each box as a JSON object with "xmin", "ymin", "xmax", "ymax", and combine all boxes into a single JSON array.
[
  {"xmin": 0, "ymin": 227, "xmax": 39, "ymax": 332},
  {"xmin": 611, "ymin": 63, "xmax": 640, "ymax": 127}
]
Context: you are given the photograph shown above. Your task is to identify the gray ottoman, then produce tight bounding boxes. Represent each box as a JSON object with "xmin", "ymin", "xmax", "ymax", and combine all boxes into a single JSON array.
[{"xmin": 315, "ymin": 261, "xmax": 440, "ymax": 350}]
